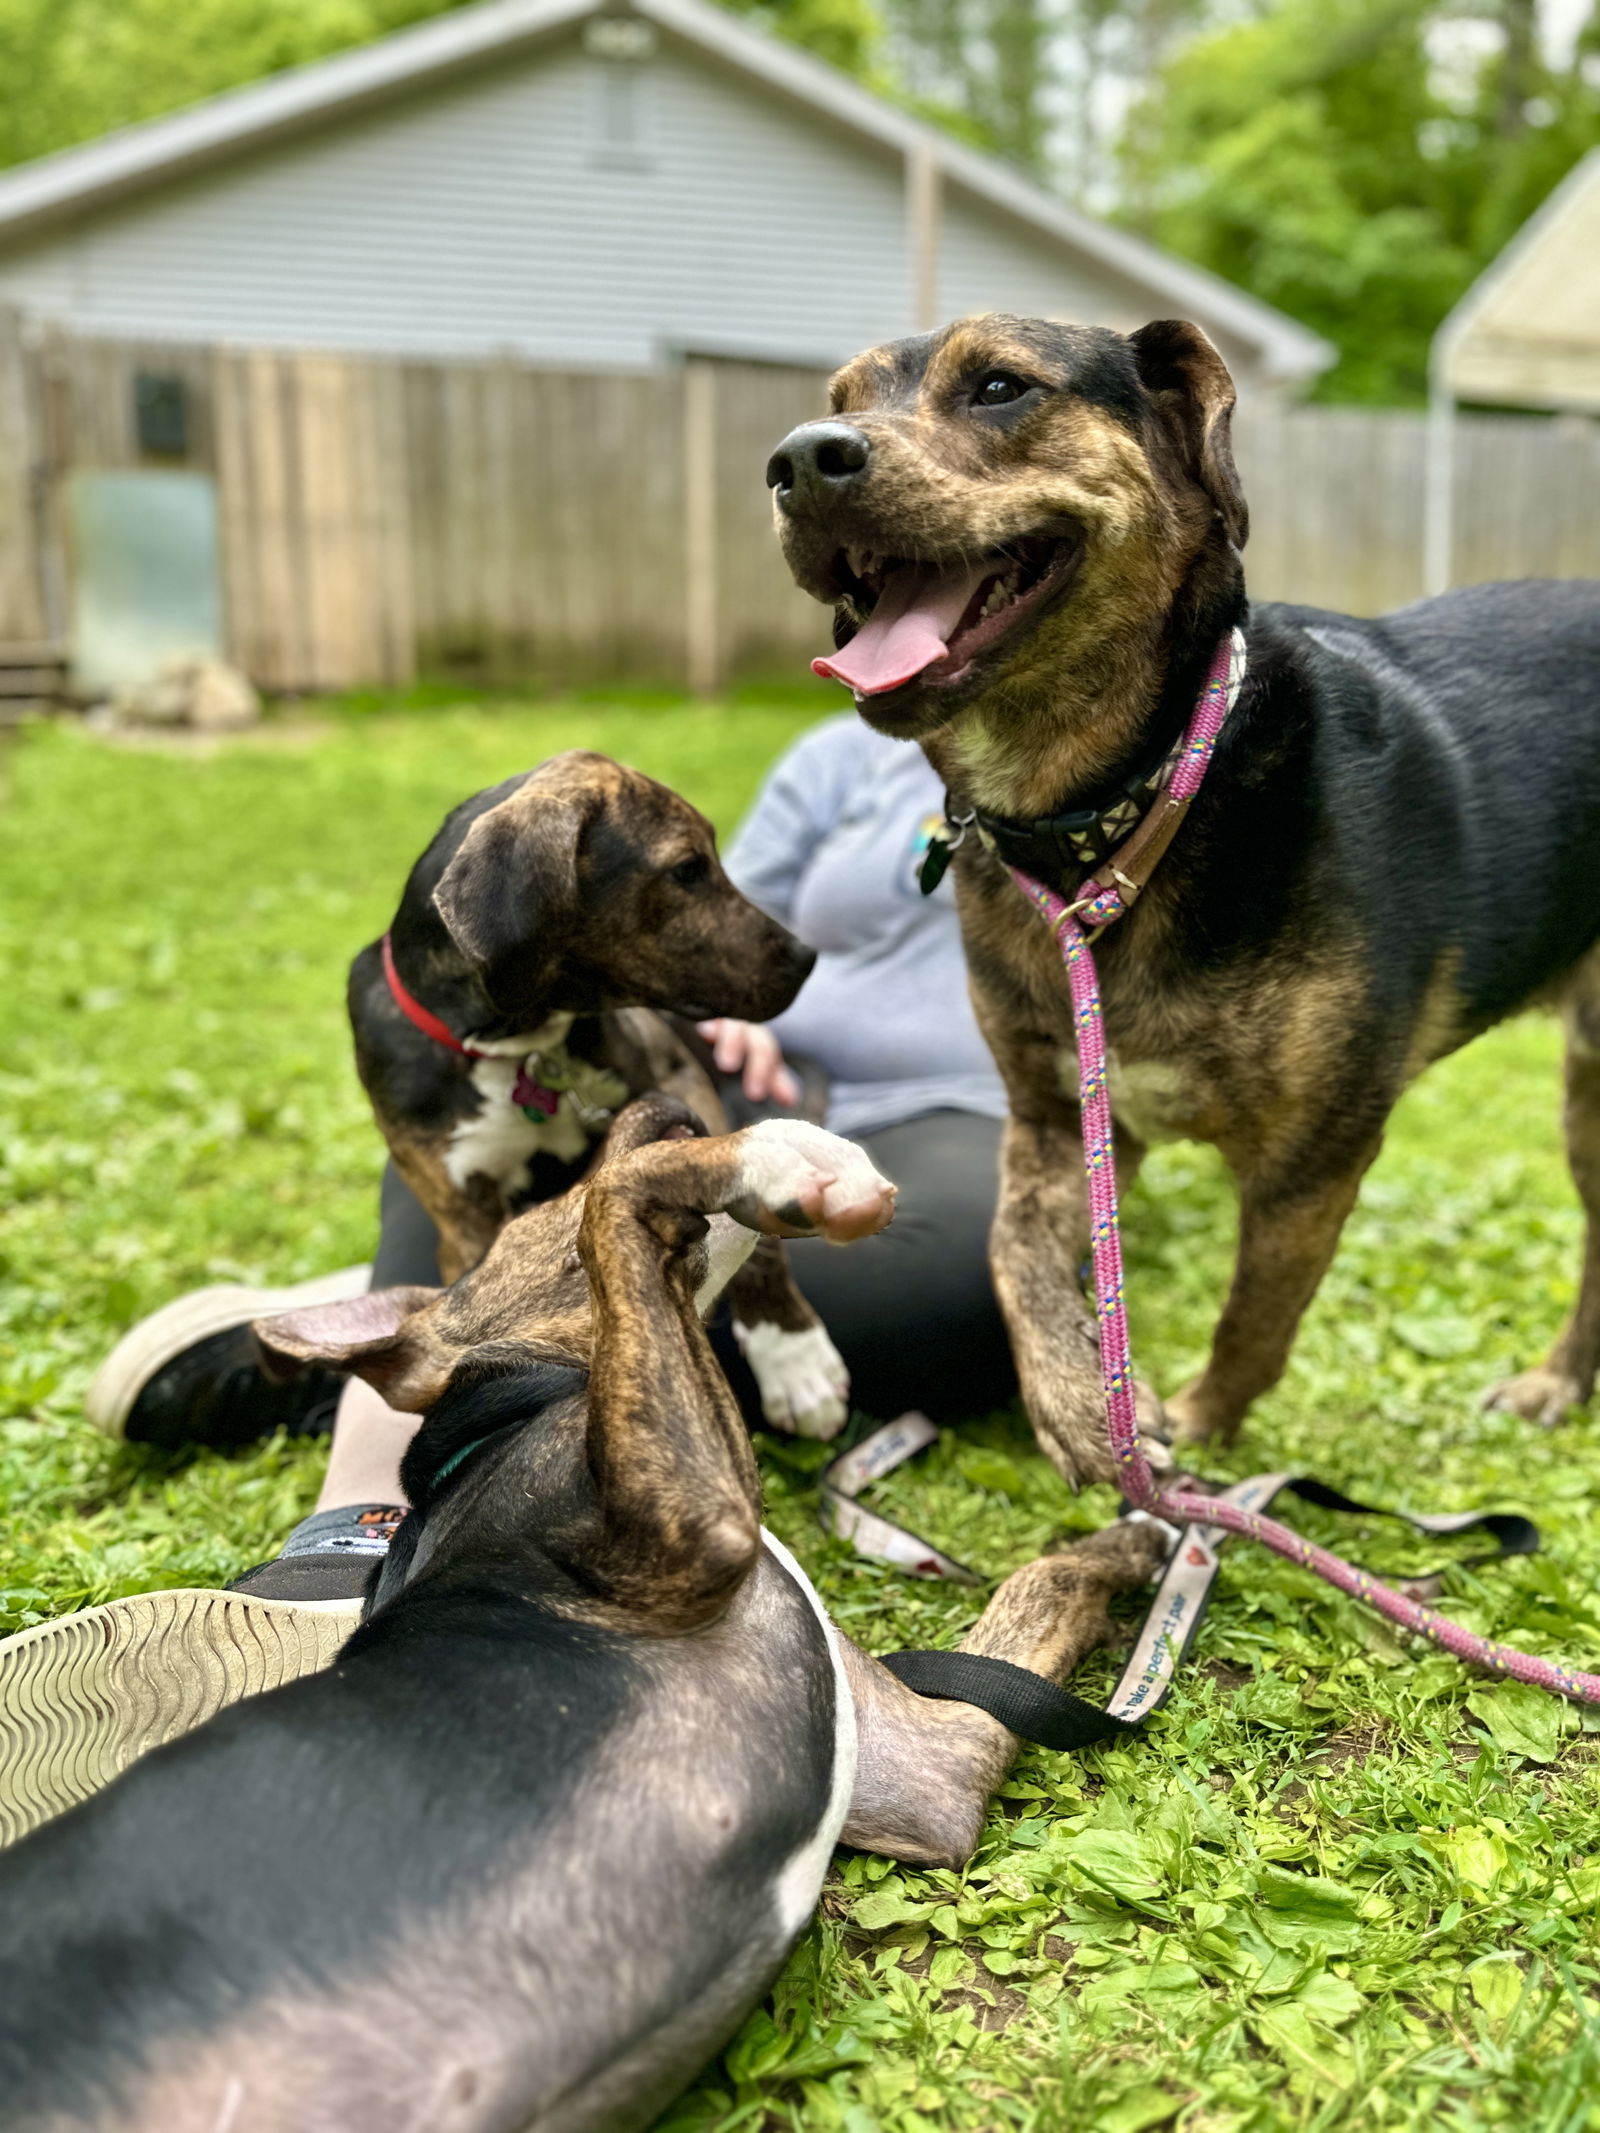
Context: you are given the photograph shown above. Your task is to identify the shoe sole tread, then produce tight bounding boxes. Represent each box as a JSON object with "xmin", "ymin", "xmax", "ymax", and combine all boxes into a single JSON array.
[{"xmin": 0, "ymin": 1588, "xmax": 357, "ymax": 1847}]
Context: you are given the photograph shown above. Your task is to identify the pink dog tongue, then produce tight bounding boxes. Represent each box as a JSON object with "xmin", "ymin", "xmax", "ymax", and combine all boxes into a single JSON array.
[{"xmin": 812, "ymin": 560, "xmax": 993, "ymax": 697}]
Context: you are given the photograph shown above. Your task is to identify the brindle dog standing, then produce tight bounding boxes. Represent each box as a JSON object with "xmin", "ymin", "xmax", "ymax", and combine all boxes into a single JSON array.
[
  {"xmin": 0, "ymin": 1106, "xmax": 1162, "ymax": 2132},
  {"xmin": 768, "ymin": 312, "xmax": 1600, "ymax": 1485},
  {"xmin": 352, "ymin": 748, "xmax": 851, "ymax": 1436}
]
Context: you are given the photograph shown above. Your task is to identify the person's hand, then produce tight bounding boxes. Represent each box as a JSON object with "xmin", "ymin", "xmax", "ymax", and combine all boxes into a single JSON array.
[{"xmin": 697, "ymin": 1018, "xmax": 799, "ymax": 1107}]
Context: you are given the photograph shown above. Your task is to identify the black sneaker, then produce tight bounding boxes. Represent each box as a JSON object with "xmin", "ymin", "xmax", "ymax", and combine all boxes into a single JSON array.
[{"xmin": 86, "ymin": 1268, "xmax": 370, "ymax": 1448}]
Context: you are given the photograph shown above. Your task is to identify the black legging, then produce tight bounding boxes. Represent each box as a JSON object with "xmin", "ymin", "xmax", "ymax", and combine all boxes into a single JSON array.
[{"xmin": 369, "ymin": 1109, "xmax": 1018, "ymax": 1428}]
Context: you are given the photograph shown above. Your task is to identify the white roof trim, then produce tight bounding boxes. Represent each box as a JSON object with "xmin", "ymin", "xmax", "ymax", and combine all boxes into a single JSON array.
[
  {"xmin": 0, "ymin": 0, "xmax": 1331, "ymax": 381},
  {"xmin": 1431, "ymin": 147, "xmax": 1600, "ymax": 399}
]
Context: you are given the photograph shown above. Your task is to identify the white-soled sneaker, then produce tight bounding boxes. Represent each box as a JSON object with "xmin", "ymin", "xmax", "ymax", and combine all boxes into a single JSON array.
[
  {"xmin": 0, "ymin": 1586, "xmax": 360, "ymax": 1849},
  {"xmin": 86, "ymin": 1266, "xmax": 371, "ymax": 1446}
]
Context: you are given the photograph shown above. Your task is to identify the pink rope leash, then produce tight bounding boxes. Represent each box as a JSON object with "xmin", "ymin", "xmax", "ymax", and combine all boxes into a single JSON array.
[{"xmin": 1010, "ymin": 632, "xmax": 1600, "ymax": 1705}]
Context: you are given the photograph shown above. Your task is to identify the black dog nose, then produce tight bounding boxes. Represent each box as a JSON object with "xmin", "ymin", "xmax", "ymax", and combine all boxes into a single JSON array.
[{"xmin": 766, "ymin": 421, "xmax": 871, "ymax": 508}]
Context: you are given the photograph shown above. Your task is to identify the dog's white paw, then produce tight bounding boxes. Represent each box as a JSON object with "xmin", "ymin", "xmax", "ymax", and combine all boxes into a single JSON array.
[
  {"xmin": 736, "ymin": 1320, "xmax": 850, "ymax": 1439},
  {"xmin": 725, "ymin": 1119, "xmax": 896, "ymax": 1244}
]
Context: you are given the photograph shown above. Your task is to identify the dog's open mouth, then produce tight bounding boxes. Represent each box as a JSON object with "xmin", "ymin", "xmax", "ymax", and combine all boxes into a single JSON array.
[{"xmin": 812, "ymin": 535, "xmax": 1078, "ymax": 700}]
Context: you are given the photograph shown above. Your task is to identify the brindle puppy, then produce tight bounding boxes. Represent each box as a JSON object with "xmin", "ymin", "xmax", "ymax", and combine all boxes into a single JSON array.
[
  {"xmin": 352, "ymin": 747, "xmax": 850, "ymax": 1436},
  {"xmin": 0, "ymin": 1104, "xmax": 1163, "ymax": 2133},
  {"xmin": 767, "ymin": 312, "xmax": 1600, "ymax": 1483}
]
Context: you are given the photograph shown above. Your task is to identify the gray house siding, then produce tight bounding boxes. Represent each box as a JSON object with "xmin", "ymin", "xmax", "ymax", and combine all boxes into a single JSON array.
[
  {"xmin": 0, "ymin": 37, "xmax": 911, "ymax": 367},
  {"xmin": 0, "ymin": 28, "xmax": 1278, "ymax": 389},
  {"xmin": 934, "ymin": 196, "xmax": 1266, "ymax": 387}
]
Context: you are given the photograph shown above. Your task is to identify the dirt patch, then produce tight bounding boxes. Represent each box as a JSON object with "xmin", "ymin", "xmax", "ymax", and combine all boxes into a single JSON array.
[
  {"xmin": 1276, "ymin": 1724, "xmax": 1390, "ymax": 1806},
  {"xmin": 948, "ymin": 1978, "xmax": 1030, "ymax": 2032},
  {"xmin": 1202, "ymin": 1658, "xmax": 1254, "ymax": 1693},
  {"xmin": 1302, "ymin": 1722, "xmax": 1389, "ymax": 1773}
]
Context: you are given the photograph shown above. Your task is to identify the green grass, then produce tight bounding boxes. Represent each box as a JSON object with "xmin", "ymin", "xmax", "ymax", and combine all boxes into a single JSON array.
[{"xmin": 3, "ymin": 694, "xmax": 1600, "ymax": 2132}]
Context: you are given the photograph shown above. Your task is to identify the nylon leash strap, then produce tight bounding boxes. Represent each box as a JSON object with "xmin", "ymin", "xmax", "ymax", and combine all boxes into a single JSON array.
[{"xmin": 830, "ymin": 1417, "xmax": 1541, "ymax": 1751}]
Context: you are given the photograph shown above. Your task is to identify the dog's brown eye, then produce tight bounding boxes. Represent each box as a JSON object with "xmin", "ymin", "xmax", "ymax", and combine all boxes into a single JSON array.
[
  {"xmin": 669, "ymin": 855, "xmax": 710, "ymax": 888},
  {"xmin": 972, "ymin": 372, "xmax": 1031, "ymax": 407}
]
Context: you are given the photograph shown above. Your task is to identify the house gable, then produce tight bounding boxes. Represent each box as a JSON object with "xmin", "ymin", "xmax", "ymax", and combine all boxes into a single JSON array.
[{"xmin": 0, "ymin": 0, "xmax": 1329, "ymax": 386}]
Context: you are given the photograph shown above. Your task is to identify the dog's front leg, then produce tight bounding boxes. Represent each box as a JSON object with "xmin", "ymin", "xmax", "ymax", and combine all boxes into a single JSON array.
[
  {"xmin": 982, "ymin": 1023, "xmax": 1158, "ymax": 1488},
  {"xmin": 383, "ymin": 1135, "xmax": 503, "ymax": 1285},
  {"xmin": 1164, "ymin": 1152, "xmax": 1377, "ymax": 1444},
  {"xmin": 577, "ymin": 1117, "xmax": 894, "ymax": 1627},
  {"xmin": 607, "ymin": 1017, "xmax": 852, "ymax": 1439},
  {"xmin": 839, "ymin": 1520, "xmax": 1167, "ymax": 1868},
  {"xmin": 723, "ymin": 1238, "xmax": 849, "ymax": 1440},
  {"xmin": 1485, "ymin": 977, "xmax": 1600, "ymax": 1426}
]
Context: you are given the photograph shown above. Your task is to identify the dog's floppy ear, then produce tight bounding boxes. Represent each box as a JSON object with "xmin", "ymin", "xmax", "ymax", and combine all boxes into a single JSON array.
[
  {"xmin": 432, "ymin": 791, "xmax": 587, "ymax": 979},
  {"xmin": 1129, "ymin": 320, "xmax": 1248, "ymax": 551},
  {"xmin": 252, "ymin": 1285, "xmax": 448, "ymax": 1411}
]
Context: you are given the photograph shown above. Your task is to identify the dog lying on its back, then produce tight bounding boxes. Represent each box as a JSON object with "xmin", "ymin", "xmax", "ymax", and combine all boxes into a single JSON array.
[
  {"xmin": 0, "ymin": 1102, "xmax": 1163, "ymax": 2133},
  {"xmin": 769, "ymin": 312, "xmax": 1600, "ymax": 1480},
  {"xmin": 350, "ymin": 747, "xmax": 852, "ymax": 1437}
]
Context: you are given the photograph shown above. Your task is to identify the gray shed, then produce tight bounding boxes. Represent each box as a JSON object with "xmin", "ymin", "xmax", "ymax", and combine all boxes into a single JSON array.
[
  {"xmin": 1424, "ymin": 149, "xmax": 1600, "ymax": 590},
  {"xmin": 0, "ymin": 0, "xmax": 1328, "ymax": 395}
]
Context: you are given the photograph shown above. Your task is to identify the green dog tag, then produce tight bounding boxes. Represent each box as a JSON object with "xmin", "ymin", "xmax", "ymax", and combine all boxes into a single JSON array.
[{"xmin": 918, "ymin": 832, "xmax": 953, "ymax": 896}]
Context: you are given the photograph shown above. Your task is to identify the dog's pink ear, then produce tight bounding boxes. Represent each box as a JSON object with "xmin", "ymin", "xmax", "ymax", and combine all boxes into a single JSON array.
[
  {"xmin": 251, "ymin": 1285, "xmax": 447, "ymax": 1411},
  {"xmin": 1129, "ymin": 320, "xmax": 1248, "ymax": 551},
  {"xmin": 432, "ymin": 791, "xmax": 586, "ymax": 980}
]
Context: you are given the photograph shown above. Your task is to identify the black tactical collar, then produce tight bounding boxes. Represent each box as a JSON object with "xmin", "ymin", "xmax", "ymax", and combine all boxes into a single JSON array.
[
  {"xmin": 975, "ymin": 725, "xmax": 1190, "ymax": 879},
  {"xmin": 919, "ymin": 726, "xmax": 1188, "ymax": 896}
]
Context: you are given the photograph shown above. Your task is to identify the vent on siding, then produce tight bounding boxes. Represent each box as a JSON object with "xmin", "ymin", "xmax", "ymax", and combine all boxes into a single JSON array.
[{"xmin": 583, "ymin": 16, "xmax": 656, "ymax": 169}]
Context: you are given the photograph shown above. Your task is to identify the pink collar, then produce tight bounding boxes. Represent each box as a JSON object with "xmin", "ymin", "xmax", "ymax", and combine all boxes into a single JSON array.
[{"xmin": 380, "ymin": 934, "xmax": 560, "ymax": 1117}]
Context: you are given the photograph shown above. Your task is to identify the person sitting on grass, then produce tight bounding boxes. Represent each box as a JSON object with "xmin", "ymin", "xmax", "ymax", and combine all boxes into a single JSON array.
[{"xmin": 85, "ymin": 713, "xmax": 1017, "ymax": 1618}]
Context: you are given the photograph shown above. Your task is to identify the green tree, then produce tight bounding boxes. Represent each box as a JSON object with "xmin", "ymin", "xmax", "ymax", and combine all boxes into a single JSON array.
[
  {"xmin": 1124, "ymin": 0, "xmax": 1600, "ymax": 403},
  {"xmin": 0, "ymin": 0, "xmax": 479, "ymax": 171},
  {"xmin": 719, "ymin": 0, "xmax": 884, "ymax": 79},
  {"xmin": 880, "ymin": 0, "xmax": 1215, "ymax": 192}
]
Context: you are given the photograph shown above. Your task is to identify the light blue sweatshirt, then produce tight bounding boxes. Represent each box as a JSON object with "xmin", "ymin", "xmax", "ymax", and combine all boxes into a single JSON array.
[{"xmin": 725, "ymin": 715, "xmax": 1008, "ymax": 1139}]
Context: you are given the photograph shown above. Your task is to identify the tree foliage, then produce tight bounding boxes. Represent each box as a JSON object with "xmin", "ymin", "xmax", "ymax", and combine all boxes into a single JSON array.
[
  {"xmin": 718, "ymin": 0, "xmax": 883, "ymax": 79},
  {"xmin": 882, "ymin": 0, "xmax": 1211, "ymax": 192},
  {"xmin": 1123, "ymin": 0, "xmax": 1600, "ymax": 402},
  {"xmin": 0, "ymin": 0, "xmax": 484, "ymax": 171}
]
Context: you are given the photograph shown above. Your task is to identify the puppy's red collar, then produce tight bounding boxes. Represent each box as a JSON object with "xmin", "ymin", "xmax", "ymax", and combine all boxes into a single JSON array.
[
  {"xmin": 382, "ymin": 932, "xmax": 483, "ymax": 1057},
  {"xmin": 380, "ymin": 933, "xmax": 561, "ymax": 1117}
]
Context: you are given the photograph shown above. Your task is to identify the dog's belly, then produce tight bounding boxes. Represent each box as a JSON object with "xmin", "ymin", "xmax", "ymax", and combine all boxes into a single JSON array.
[{"xmin": 0, "ymin": 1546, "xmax": 853, "ymax": 2133}]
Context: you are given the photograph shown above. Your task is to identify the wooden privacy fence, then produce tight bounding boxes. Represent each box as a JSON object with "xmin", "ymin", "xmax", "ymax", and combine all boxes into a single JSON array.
[
  {"xmin": 1233, "ymin": 402, "xmax": 1600, "ymax": 615},
  {"xmin": 2, "ymin": 311, "xmax": 1597, "ymax": 694}
]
